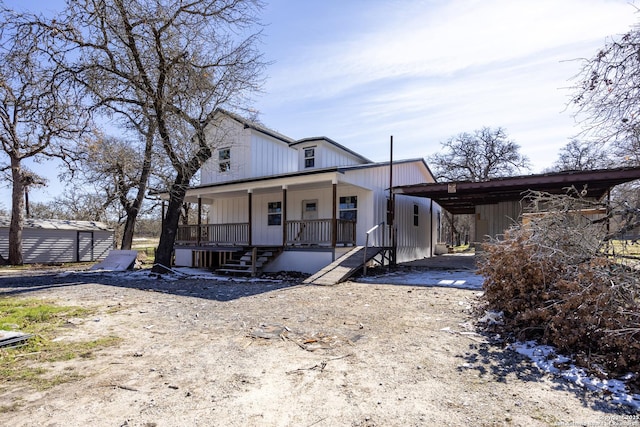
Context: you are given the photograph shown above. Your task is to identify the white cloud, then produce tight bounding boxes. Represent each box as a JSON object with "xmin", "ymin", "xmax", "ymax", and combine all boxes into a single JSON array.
[{"xmin": 257, "ymin": 0, "xmax": 639, "ymax": 171}]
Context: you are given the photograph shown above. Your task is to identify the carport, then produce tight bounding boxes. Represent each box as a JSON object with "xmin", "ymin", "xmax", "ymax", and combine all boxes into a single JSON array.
[{"xmin": 394, "ymin": 167, "xmax": 640, "ymax": 241}]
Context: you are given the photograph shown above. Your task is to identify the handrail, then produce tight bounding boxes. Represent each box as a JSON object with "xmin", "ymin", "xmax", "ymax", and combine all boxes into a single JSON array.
[{"xmin": 363, "ymin": 222, "xmax": 385, "ymax": 276}]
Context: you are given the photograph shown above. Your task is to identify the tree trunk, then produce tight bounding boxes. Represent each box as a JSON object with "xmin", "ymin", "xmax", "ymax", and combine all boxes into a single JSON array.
[
  {"xmin": 152, "ymin": 179, "xmax": 188, "ymax": 273},
  {"xmin": 9, "ymin": 157, "xmax": 25, "ymax": 265},
  {"xmin": 119, "ymin": 128, "xmax": 155, "ymax": 250},
  {"xmin": 120, "ymin": 209, "xmax": 138, "ymax": 250}
]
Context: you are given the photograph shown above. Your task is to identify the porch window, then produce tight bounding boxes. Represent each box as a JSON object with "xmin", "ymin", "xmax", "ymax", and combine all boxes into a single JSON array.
[
  {"xmin": 219, "ymin": 147, "xmax": 231, "ymax": 172},
  {"xmin": 304, "ymin": 147, "xmax": 315, "ymax": 168},
  {"xmin": 413, "ymin": 204, "xmax": 419, "ymax": 226},
  {"xmin": 268, "ymin": 201, "xmax": 282, "ymax": 226},
  {"xmin": 339, "ymin": 196, "xmax": 357, "ymax": 221}
]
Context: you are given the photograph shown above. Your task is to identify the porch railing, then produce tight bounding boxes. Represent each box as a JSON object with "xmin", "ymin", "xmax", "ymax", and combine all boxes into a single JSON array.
[
  {"xmin": 286, "ymin": 219, "xmax": 356, "ymax": 246},
  {"xmin": 176, "ymin": 219, "xmax": 356, "ymax": 247},
  {"xmin": 176, "ymin": 223, "xmax": 249, "ymax": 246}
]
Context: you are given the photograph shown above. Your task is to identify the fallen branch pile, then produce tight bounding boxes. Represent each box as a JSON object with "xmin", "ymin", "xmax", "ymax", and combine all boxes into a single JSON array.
[{"xmin": 478, "ymin": 190, "xmax": 640, "ymax": 392}]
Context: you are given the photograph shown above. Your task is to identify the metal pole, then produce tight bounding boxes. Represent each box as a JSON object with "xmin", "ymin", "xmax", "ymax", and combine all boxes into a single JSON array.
[{"xmin": 389, "ymin": 135, "xmax": 396, "ymax": 266}]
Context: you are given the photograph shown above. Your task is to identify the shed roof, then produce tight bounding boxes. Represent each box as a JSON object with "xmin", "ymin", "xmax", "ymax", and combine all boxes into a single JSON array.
[
  {"xmin": 0, "ymin": 217, "xmax": 113, "ymax": 232},
  {"xmin": 395, "ymin": 167, "xmax": 640, "ymax": 215}
]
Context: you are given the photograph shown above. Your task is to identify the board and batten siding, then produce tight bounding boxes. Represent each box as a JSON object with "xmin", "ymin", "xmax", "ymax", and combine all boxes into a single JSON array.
[
  {"xmin": 339, "ymin": 161, "xmax": 438, "ymax": 254},
  {"xmin": 250, "ymin": 133, "xmax": 297, "ymax": 178},
  {"xmin": 200, "ymin": 117, "xmax": 250, "ymax": 184},
  {"xmin": 251, "ymin": 191, "xmax": 284, "ymax": 246},
  {"xmin": 295, "ymin": 140, "xmax": 366, "ymax": 170},
  {"xmin": 394, "ymin": 195, "xmax": 437, "ymax": 262},
  {"xmin": 207, "ymin": 196, "xmax": 249, "ymax": 224},
  {"xmin": 200, "ymin": 116, "xmax": 296, "ymax": 185}
]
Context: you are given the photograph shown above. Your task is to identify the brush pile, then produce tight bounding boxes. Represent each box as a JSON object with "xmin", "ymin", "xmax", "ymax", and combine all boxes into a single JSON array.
[{"xmin": 478, "ymin": 189, "xmax": 640, "ymax": 392}]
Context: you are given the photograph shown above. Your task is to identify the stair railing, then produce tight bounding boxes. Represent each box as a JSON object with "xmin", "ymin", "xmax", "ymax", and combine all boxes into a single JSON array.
[{"xmin": 363, "ymin": 222, "xmax": 385, "ymax": 276}]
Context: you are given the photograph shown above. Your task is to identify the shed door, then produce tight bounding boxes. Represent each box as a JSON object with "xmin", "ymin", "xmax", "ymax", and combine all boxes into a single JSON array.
[{"xmin": 78, "ymin": 231, "xmax": 94, "ymax": 262}]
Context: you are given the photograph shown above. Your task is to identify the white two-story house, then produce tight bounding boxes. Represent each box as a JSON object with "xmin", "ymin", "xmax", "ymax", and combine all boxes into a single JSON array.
[{"xmin": 170, "ymin": 109, "xmax": 440, "ymax": 275}]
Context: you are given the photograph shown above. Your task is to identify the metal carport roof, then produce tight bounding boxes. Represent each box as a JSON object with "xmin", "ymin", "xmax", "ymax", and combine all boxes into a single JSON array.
[{"xmin": 394, "ymin": 167, "xmax": 640, "ymax": 215}]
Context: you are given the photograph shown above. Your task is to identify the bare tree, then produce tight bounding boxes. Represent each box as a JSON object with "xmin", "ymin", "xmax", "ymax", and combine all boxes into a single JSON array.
[
  {"xmin": 612, "ymin": 130, "xmax": 640, "ymax": 167},
  {"xmin": 49, "ymin": 0, "xmax": 266, "ymax": 272},
  {"xmin": 428, "ymin": 127, "xmax": 530, "ymax": 246},
  {"xmin": 552, "ymin": 139, "xmax": 611, "ymax": 171},
  {"xmin": 0, "ymin": 8, "xmax": 85, "ymax": 265},
  {"xmin": 71, "ymin": 131, "xmax": 157, "ymax": 249},
  {"xmin": 428, "ymin": 127, "xmax": 530, "ymax": 182},
  {"xmin": 571, "ymin": 23, "xmax": 640, "ymax": 158}
]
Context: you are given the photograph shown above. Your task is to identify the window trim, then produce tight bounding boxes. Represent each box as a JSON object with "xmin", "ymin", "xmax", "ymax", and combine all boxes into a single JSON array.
[
  {"xmin": 267, "ymin": 201, "xmax": 282, "ymax": 226},
  {"xmin": 304, "ymin": 146, "xmax": 315, "ymax": 168},
  {"xmin": 339, "ymin": 196, "xmax": 357, "ymax": 222},
  {"xmin": 218, "ymin": 147, "xmax": 231, "ymax": 173}
]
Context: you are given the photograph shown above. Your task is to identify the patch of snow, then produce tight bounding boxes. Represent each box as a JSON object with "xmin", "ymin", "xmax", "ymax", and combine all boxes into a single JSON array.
[
  {"xmin": 477, "ymin": 310, "xmax": 504, "ymax": 325},
  {"xmin": 511, "ymin": 341, "xmax": 640, "ymax": 411},
  {"xmin": 358, "ymin": 269, "xmax": 483, "ymax": 290}
]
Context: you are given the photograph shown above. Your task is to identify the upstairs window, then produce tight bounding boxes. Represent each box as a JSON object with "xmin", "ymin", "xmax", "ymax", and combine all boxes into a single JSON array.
[
  {"xmin": 268, "ymin": 202, "xmax": 282, "ymax": 226},
  {"xmin": 413, "ymin": 204, "xmax": 419, "ymax": 226},
  {"xmin": 339, "ymin": 196, "xmax": 357, "ymax": 222},
  {"xmin": 219, "ymin": 147, "xmax": 231, "ymax": 172},
  {"xmin": 304, "ymin": 147, "xmax": 315, "ymax": 168}
]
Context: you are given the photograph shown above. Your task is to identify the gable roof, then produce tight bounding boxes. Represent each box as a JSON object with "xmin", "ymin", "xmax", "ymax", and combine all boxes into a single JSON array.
[
  {"xmin": 291, "ymin": 136, "xmax": 372, "ymax": 163},
  {"xmin": 216, "ymin": 108, "xmax": 296, "ymax": 144},
  {"xmin": 216, "ymin": 110, "xmax": 380, "ymax": 165}
]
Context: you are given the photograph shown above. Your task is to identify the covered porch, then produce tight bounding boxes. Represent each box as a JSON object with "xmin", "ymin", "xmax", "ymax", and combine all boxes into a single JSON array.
[
  {"xmin": 174, "ymin": 169, "xmax": 371, "ymax": 251},
  {"xmin": 175, "ymin": 218, "xmax": 356, "ymax": 247}
]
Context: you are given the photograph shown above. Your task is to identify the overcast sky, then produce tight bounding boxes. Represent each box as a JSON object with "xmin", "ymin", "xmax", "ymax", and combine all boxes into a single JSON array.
[{"xmin": 2, "ymin": 0, "xmax": 639, "ymax": 207}]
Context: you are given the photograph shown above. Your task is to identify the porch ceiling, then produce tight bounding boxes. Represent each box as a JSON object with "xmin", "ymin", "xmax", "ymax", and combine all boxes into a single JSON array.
[{"xmin": 395, "ymin": 167, "xmax": 640, "ymax": 215}]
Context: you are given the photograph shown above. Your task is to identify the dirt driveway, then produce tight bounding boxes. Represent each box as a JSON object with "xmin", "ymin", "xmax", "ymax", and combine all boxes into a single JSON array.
[{"xmin": 0, "ymin": 266, "xmax": 634, "ymax": 427}]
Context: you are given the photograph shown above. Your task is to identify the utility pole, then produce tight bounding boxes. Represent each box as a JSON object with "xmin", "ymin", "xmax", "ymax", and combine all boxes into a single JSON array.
[{"xmin": 388, "ymin": 135, "xmax": 396, "ymax": 266}]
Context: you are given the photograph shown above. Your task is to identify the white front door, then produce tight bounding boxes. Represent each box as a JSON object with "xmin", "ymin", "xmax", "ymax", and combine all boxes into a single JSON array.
[{"xmin": 302, "ymin": 200, "xmax": 318, "ymax": 220}]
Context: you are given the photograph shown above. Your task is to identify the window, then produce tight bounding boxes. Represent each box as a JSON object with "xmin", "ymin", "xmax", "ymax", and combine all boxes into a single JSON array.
[
  {"xmin": 413, "ymin": 204, "xmax": 419, "ymax": 226},
  {"xmin": 268, "ymin": 202, "xmax": 282, "ymax": 226},
  {"xmin": 218, "ymin": 148, "xmax": 231, "ymax": 172},
  {"xmin": 339, "ymin": 196, "xmax": 357, "ymax": 221},
  {"xmin": 304, "ymin": 147, "xmax": 315, "ymax": 168}
]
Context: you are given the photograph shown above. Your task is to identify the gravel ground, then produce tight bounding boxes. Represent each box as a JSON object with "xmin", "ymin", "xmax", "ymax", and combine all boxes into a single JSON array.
[{"xmin": 0, "ymin": 266, "xmax": 637, "ymax": 427}]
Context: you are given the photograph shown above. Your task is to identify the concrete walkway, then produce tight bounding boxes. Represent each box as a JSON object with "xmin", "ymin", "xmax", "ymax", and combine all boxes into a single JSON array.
[
  {"xmin": 357, "ymin": 252, "xmax": 484, "ymax": 290},
  {"xmin": 400, "ymin": 252, "xmax": 477, "ymax": 270}
]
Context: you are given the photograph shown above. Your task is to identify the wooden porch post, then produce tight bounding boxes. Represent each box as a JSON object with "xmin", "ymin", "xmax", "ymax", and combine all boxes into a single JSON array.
[
  {"xmin": 332, "ymin": 180, "xmax": 337, "ymax": 247},
  {"xmin": 197, "ymin": 196, "xmax": 202, "ymax": 246},
  {"xmin": 282, "ymin": 185, "xmax": 288, "ymax": 246},
  {"xmin": 247, "ymin": 190, "xmax": 253, "ymax": 246}
]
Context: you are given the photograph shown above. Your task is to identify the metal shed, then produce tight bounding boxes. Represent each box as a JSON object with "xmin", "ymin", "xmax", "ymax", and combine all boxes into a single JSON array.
[{"xmin": 0, "ymin": 217, "xmax": 114, "ymax": 264}]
